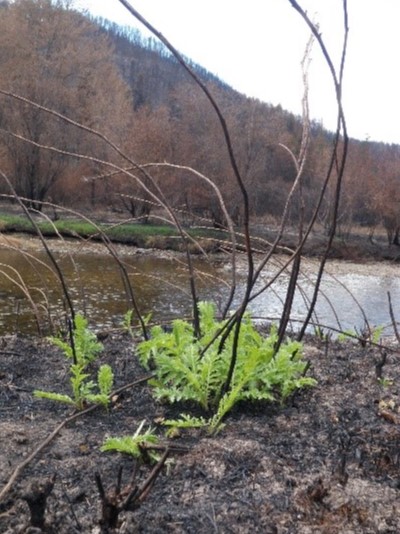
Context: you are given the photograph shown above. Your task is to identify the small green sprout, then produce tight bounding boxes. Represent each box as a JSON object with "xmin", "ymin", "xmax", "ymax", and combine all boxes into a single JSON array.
[
  {"xmin": 377, "ymin": 377, "xmax": 394, "ymax": 388},
  {"xmin": 34, "ymin": 314, "xmax": 113, "ymax": 410},
  {"xmin": 122, "ymin": 309, "xmax": 134, "ymax": 338},
  {"xmin": 163, "ymin": 414, "xmax": 210, "ymax": 437},
  {"xmin": 101, "ymin": 420, "xmax": 160, "ymax": 463},
  {"xmin": 122, "ymin": 309, "xmax": 152, "ymax": 338}
]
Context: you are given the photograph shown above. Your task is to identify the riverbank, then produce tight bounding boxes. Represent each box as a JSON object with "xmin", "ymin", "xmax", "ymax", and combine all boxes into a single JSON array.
[
  {"xmin": 1, "ymin": 205, "xmax": 399, "ymax": 261},
  {"xmin": 0, "ymin": 332, "xmax": 399, "ymax": 532},
  {"xmin": 0, "ymin": 209, "xmax": 226, "ymax": 254}
]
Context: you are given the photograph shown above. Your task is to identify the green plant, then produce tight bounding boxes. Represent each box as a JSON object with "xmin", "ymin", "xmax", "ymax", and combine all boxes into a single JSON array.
[
  {"xmin": 337, "ymin": 324, "xmax": 384, "ymax": 346},
  {"xmin": 122, "ymin": 309, "xmax": 152, "ymax": 338},
  {"xmin": 137, "ymin": 301, "xmax": 316, "ymax": 433},
  {"xmin": 314, "ymin": 325, "xmax": 330, "ymax": 341},
  {"xmin": 337, "ymin": 328, "xmax": 356, "ymax": 342},
  {"xmin": 370, "ymin": 324, "xmax": 384, "ymax": 344},
  {"xmin": 101, "ymin": 420, "xmax": 160, "ymax": 463},
  {"xmin": 122, "ymin": 309, "xmax": 134, "ymax": 337},
  {"xmin": 163, "ymin": 413, "xmax": 210, "ymax": 437},
  {"xmin": 377, "ymin": 377, "xmax": 394, "ymax": 388},
  {"xmin": 34, "ymin": 314, "xmax": 113, "ymax": 409}
]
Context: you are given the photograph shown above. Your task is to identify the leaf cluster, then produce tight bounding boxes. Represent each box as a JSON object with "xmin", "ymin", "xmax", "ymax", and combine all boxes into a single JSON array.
[
  {"xmin": 34, "ymin": 314, "xmax": 113, "ymax": 409},
  {"xmin": 101, "ymin": 420, "xmax": 160, "ymax": 463},
  {"xmin": 337, "ymin": 324, "xmax": 384, "ymax": 346},
  {"xmin": 137, "ymin": 301, "xmax": 316, "ymax": 432}
]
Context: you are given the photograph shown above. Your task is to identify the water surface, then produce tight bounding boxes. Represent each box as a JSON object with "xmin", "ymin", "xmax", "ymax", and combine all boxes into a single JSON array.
[{"xmin": 0, "ymin": 236, "xmax": 399, "ymax": 338}]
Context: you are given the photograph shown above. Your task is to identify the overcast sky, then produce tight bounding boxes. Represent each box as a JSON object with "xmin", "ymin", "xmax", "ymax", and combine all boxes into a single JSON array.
[{"xmin": 74, "ymin": 1, "xmax": 400, "ymax": 145}]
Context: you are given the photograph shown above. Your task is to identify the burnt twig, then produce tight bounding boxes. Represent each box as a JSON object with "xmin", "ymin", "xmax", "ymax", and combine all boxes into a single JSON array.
[
  {"xmin": 96, "ymin": 449, "xmax": 170, "ymax": 531},
  {"xmin": 0, "ymin": 373, "xmax": 154, "ymax": 503},
  {"xmin": 21, "ymin": 474, "xmax": 56, "ymax": 529},
  {"xmin": 387, "ymin": 291, "xmax": 400, "ymax": 344}
]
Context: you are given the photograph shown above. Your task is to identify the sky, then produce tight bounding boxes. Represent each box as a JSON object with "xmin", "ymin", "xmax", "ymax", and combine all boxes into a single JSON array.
[{"xmin": 74, "ymin": 1, "xmax": 400, "ymax": 145}]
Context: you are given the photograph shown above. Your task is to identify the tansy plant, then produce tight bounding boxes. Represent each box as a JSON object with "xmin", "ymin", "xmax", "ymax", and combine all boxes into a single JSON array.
[
  {"xmin": 122, "ymin": 309, "xmax": 152, "ymax": 339},
  {"xmin": 337, "ymin": 324, "xmax": 384, "ymax": 346},
  {"xmin": 101, "ymin": 420, "xmax": 160, "ymax": 464},
  {"xmin": 136, "ymin": 301, "xmax": 316, "ymax": 433},
  {"xmin": 34, "ymin": 314, "xmax": 114, "ymax": 410}
]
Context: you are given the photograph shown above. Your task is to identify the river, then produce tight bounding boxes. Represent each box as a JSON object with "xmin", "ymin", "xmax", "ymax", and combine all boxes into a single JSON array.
[{"xmin": 0, "ymin": 235, "xmax": 399, "ymax": 339}]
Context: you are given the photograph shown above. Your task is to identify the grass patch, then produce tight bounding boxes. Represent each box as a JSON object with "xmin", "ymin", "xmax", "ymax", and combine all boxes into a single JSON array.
[{"xmin": 0, "ymin": 212, "xmax": 227, "ymax": 251}]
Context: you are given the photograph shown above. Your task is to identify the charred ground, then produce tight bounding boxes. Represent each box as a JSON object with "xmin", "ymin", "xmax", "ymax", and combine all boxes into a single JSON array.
[{"xmin": 0, "ymin": 332, "xmax": 400, "ymax": 533}]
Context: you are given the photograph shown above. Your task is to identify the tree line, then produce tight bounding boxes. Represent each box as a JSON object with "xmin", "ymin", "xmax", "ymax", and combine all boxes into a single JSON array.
[{"xmin": 0, "ymin": 0, "xmax": 399, "ymax": 244}]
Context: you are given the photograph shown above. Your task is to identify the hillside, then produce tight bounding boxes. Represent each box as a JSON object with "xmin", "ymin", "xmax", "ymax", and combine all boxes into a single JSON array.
[
  {"xmin": 0, "ymin": 1, "xmax": 399, "ymax": 247},
  {"xmin": 94, "ymin": 16, "xmax": 235, "ymax": 110},
  {"xmin": 93, "ymin": 13, "xmax": 400, "ymax": 247}
]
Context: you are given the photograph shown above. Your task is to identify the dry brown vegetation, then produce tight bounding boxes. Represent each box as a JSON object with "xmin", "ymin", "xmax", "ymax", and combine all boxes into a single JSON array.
[{"xmin": 0, "ymin": 1, "xmax": 399, "ymax": 244}]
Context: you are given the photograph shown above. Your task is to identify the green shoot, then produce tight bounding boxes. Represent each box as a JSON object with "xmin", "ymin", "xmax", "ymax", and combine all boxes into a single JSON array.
[
  {"xmin": 122, "ymin": 309, "xmax": 134, "ymax": 338},
  {"xmin": 50, "ymin": 313, "xmax": 103, "ymax": 363},
  {"xmin": 377, "ymin": 377, "xmax": 394, "ymax": 388},
  {"xmin": 101, "ymin": 420, "xmax": 160, "ymax": 463},
  {"xmin": 122, "ymin": 309, "xmax": 152, "ymax": 338},
  {"xmin": 314, "ymin": 325, "xmax": 330, "ymax": 341},
  {"xmin": 136, "ymin": 301, "xmax": 316, "ymax": 433},
  {"xmin": 34, "ymin": 314, "xmax": 113, "ymax": 410},
  {"xmin": 337, "ymin": 328, "xmax": 356, "ymax": 342},
  {"xmin": 371, "ymin": 324, "xmax": 384, "ymax": 344},
  {"xmin": 163, "ymin": 414, "xmax": 211, "ymax": 437},
  {"xmin": 82, "ymin": 364, "xmax": 114, "ymax": 408}
]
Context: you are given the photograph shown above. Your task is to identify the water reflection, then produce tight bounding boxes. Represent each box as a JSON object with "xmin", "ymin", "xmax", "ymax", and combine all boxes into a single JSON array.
[
  {"xmin": 0, "ymin": 244, "xmax": 224, "ymax": 334},
  {"xmin": 249, "ymin": 265, "xmax": 400, "ymax": 337},
  {"xmin": 0, "ymin": 240, "xmax": 399, "ymax": 337}
]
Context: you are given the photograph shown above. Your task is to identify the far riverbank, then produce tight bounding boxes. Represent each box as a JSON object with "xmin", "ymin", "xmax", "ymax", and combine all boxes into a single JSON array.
[{"xmin": 1, "ymin": 205, "xmax": 400, "ymax": 262}]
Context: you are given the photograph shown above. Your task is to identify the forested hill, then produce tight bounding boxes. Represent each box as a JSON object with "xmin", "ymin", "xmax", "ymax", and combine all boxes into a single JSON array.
[
  {"xmin": 92, "ymin": 16, "xmax": 238, "ymax": 110},
  {"xmin": 93, "ymin": 14, "xmax": 400, "ymax": 242},
  {"xmin": 0, "ymin": 1, "xmax": 399, "ymax": 244}
]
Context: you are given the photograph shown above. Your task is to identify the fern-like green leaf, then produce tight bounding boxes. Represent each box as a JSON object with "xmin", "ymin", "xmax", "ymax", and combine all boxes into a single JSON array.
[
  {"xmin": 98, "ymin": 364, "xmax": 114, "ymax": 397},
  {"xmin": 101, "ymin": 420, "xmax": 159, "ymax": 462},
  {"xmin": 136, "ymin": 301, "xmax": 317, "ymax": 432},
  {"xmin": 163, "ymin": 413, "xmax": 209, "ymax": 436},
  {"xmin": 36, "ymin": 315, "xmax": 111, "ymax": 410},
  {"xmin": 33, "ymin": 390, "xmax": 74, "ymax": 405}
]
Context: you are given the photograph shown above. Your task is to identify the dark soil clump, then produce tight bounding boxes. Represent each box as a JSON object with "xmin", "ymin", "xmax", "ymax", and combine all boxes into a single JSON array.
[{"xmin": 1, "ymin": 333, "xmax": 400, "ymax": 533}]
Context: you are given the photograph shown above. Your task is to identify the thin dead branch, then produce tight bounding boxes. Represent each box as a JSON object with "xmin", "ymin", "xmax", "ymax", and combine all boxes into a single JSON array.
[
  {"xmin": 289, "ymin": 0, "xmax": 350, "ymax": 340},
  {"xmin": 387, "ymin": 291, "xmax": 400, "ymax": 343},
  {"xmin": 0, "ymin": 373, "xmax": 154, "ymax": 504},
  {"xmin": 96, "ymin": 449, "xmax": 170, "ymax": 531}
]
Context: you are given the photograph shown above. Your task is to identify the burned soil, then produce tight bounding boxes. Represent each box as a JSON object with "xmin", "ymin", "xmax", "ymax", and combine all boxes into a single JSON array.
[{"xmin": 0, "ymin": 332, "xmax": 400, "ymax": 533}]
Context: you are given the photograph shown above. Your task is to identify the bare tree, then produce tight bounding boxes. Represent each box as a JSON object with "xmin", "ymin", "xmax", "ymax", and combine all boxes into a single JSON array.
[{"xmin": 0, "ymin": 0, "xmax": 133, "ymax": 209}]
